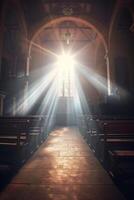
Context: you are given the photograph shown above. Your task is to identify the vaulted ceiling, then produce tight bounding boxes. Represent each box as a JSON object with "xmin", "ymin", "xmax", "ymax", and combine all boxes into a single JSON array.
[{"xmin": 20, "ymin": 0, "xmax": 116, "ymax": 30}]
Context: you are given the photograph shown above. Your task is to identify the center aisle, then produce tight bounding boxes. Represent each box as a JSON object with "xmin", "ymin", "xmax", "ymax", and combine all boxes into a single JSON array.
[{"xmin": 0, "ymin": 127, "xmax": 125, "ymax": 200}]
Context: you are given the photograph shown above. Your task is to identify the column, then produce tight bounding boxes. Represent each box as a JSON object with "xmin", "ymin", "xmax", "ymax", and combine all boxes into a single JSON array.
[
  {"xmin": 26, "ymin": 55, "xmax": 31, "ymax": 76},
  {"xmin": 12, "ymin": 96, "xmax": 16, "ymax": 116},
  {"xmin": 0, "ymin": 93, "xmax": 6, "ymax": 116},
  {"xmin": 23, "ymin": 80, "xmax": 29, "ymax": 115},
  {"xmin": 105, "ymin": 52, "xmax": 111, "ymax": 95}
]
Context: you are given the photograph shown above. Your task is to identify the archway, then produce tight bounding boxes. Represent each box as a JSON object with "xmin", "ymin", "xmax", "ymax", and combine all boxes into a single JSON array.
[
  {"xmin": 23, "ymin": 17, "xmax": 111, "ymax": 124},
  {"xmin": 27, "ymin": 17, "xmax": 111, "ymax": 95}
]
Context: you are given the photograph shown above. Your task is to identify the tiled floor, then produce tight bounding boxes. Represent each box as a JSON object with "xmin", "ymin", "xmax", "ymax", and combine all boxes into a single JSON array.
[{"xmin": 0, "ymin": 127, "xmax": 125, "ymax": 200}]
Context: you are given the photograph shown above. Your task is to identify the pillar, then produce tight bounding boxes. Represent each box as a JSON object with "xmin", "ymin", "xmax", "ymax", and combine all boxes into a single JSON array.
[
  {"xmin": 0, "ymin": 93, "xmax": 6, "ymax": 116},
  {"xmin": 105, "ymin": 52, "xmax": 111, "ymax": 95},
  {"xmin": 23, "ymin": 80, "xmax": 29, "ymax": 115},
  {"xmin": 12, "ymin": 96, "xmax": 16, "ymax": 116},
  {"xmin": 26, "ymin": 55, "xmax": 31, "ymax": 76}
]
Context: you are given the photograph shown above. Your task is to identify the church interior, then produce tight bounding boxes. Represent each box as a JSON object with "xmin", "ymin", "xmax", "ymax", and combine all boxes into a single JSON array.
[{"xmin": 0, "ymin": 0, "xmax": 134, "ymax": 199}]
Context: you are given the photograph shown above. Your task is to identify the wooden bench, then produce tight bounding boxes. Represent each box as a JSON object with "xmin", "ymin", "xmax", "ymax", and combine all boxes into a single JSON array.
[
  {"xmin": 100, "ymin": 120, "xmax": 134, "ymax": 179},
  {"xmin": 86, "ymin": 117, "xmax": 100, "ymax": 150},
  {"xmin": 90, "ymin": 120, "xmax": 134, "ymax": 153},
  {"xmin": 23, "ymin": 116, "xmax": 45, "ymax": 152},
  {"xmin": 0, "ymin": 119, "xmax": 30, "ymax": 167},
  {"xmin": 109, "ymin": 150, "xmax": 134, "ymax": 161},
  {"xmin": 108, "ymin": 150, "xmax": 134, "ymax": 180},
  {"xmin": 0, "ymin": 116, "xmax": 45, "ymax": 167},
  {"xmin": 79, "ymin": 115, "xmax": 134, "ymax": 180},
  {"xmin": 103, "ymin": 121, "xmax": 134, "ymax": 151},
  {"xmin": 78, "ymin": 114, "xmax": 99, "ymax": 142}
]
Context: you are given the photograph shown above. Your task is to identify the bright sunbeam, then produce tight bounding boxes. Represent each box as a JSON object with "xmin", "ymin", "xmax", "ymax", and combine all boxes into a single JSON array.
[
  {"xmin": 77, "ymin": 64, "xmax": 107, "ymax": 93},
  {"xmin": 56, "ymin": 53, "xmax": 76, "ymax": 97},
  {"xmin": 57, "ymin": 53, "xmax": 75, "ymax": 70},
  {"xmin": 15, "ymin": 68, "xmax": 57, "ymax": 115}
]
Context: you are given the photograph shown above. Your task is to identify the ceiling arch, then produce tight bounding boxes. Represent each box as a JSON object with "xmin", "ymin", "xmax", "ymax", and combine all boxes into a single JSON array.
[{"xmin": 28, "ymin": 16, "xmax": 108, "ymax": 55}]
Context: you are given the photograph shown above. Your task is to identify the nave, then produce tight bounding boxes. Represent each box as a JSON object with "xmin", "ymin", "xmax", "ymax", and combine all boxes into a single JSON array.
[
  {"xmin": 0, "ymin": 127, "xmax": 125, "ymax": 200},
  {"xmin": 1, "ymin": 0, "xmax": 134, "ymax": 199}
]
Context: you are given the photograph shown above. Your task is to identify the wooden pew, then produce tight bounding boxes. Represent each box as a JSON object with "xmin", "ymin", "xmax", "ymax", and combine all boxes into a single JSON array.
[
  {"xmin": 24, "ymin": 115, "xmax": 45, "ymax": 152},
  {"xmin": 86, "ymin": 116, "xmax": 100, "ymax": 150},
  {"xmin": 88, "ymin": 119, "xmax": 134, "ymax": 153},
  {"xmin": 0, "ymin": 119, "xmax": 30, "ymax": 167},
  {"xmin": 0, "ymin": 115, "xmax": 46, "ymax": 168},
  {"xmin": 103, "ymin": 121, "xmax": 134, "ymax": 151},
  {"xmin": 79, "ymin": 115, "xmax": 134, "ymax": 180},
  {"xmin": 99, "ymin": 120, "xmax": 134, "ymax": 179}
]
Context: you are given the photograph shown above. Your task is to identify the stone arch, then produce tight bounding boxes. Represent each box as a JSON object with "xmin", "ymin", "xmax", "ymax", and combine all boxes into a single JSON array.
[
  {"xmin": 29, "ymin": 17, "xmax": 107, "ymax": 55},
  {"xmin": 27, "ymin": 16, "xmax": 111, "ymax": 95}
]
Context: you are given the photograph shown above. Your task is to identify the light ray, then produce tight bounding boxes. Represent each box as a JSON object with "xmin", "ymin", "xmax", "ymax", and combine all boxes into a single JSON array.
[
  {"xmin": 77, "ymin": 64, "xmax": 107, "ymax": 93},
  {"xmin": 14, "ymin": 68, "xmax": 56, "ymax": 115}
]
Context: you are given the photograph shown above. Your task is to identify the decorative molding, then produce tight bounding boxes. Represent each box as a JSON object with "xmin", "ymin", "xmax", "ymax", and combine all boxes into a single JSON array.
[
  {"xmin": 43, "ymin": 2, "xmax": 91, "ymax": 17},
  {"xmin": 62, "ymin": 5, "xmax": 73, "ymax": 16}
]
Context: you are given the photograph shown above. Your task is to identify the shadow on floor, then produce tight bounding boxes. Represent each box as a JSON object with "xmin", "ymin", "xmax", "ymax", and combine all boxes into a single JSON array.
[{"xmin": 0, "ymin": 165, "xmax": 17, "ymax": 191}]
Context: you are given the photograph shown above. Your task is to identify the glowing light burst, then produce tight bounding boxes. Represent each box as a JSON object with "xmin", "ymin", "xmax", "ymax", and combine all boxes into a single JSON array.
[
  {"xmin": 57, "ymin": 53, "xmax": 75, "ymax": 70},
  {"xmin": 12, "ymin": 35, "xmax": 114, "ymax": 129},
  {"xmin": 56, "ymin": 53, "xmax": 76, "ymax": 97}
]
